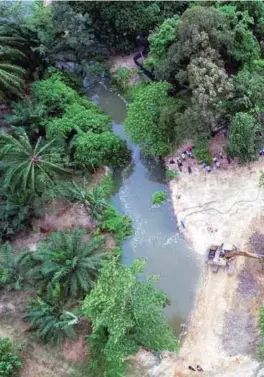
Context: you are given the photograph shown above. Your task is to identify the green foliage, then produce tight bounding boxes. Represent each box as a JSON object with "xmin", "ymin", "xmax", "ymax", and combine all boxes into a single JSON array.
[
  {"xmin": 44, "ymin": 67, "xmax": 83, "ymax": 93},
  {"xmin": 32, "ymin": 74, "xmax": 80, "ymax": 115},
  {"xmin": 111, "ymin": 68, "xmax": 132, "ymax": 92},
  {"xmin": 5, "ymin": 97, "xmax": 47, "ymax": 136},
  {"xmin": 165, "ymin": 169, "xmax": 179, "ymax": 181},
  {"xmin": 74, "ymin": 131, "xmax": 130, "ymax": 168},
  {"xmin": 148, "ymin": 16, "xmax": 179, "ymax": 62},
  {"xmin": 0, "ymin": 338, "xmax": 22, "ymax": 377},
  {"xmin": 231, "ymin": 69, "xmax": 264, "ymax": 113},
  {"xmin": 99, "ymin": 205, "xmax": 133, "ymax": 242},
  {"xmin": 24, "ymin": 297, "xmax": 78, "ymax": 345},
  {"xmin": 24, "ymin": 0, "xmax": 54, "ymax": 53},
  {"xmin": 0, "ymin": 130, "xmax": 68, "ymax": 195},
  {"xmin": 31, "ymin": 229, "xmax": 106, "ymax": 300},
  {"xmin": 194, "ymin": 138, "xmax": 212, "ymax": 165},
  {"xmin": 259, "ymin": 306, "xmax": 264, "ymax": 359},
  {"xmin": 98, "ymin": 173, "xmax": 115, "ymax": 199},
  {"xmin": 46, "ymin": 102, "xmax": 111, "ymax": 139},
  {"xmin": 226, "ymin": 112, "xmax": 261, "ymax": 164},
  {"xmin": 58, "ymin": 179, "xmax": 109, "ymax": 221},
  {"xmin": 0, "ymin": 25, "xmax": 25, "ymax": 99},
  {"xmin": 125, "ymin": 82, "xmax": 178, "ymax": 157},
  {"xmin": 0, "ymin": 243, "xmax": 33, "ymax": 291},
  {"xmin": 83, "ymin": 258, "xmax": 178, "ymax": 377},
  {"xmin": 50, "ymin": 2, "xmax": 104, "ymax": 62},
  {"xmin": 152, "ymin": 191, "xmax": 167, "ymax": 205},
  {"xmin": 218, "ymin": 5, "xmax": 260, "ymax": 64},
  {"xmin": 71, "ymin": 2, "xmax": 186, "ymax": 53},
  {"xmin": 0, "ymin": 188, "xmax": 43, "ymax": 241}
]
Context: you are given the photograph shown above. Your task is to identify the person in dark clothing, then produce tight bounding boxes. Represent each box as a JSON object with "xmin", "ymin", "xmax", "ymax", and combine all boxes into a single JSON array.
[
  {"xmin": 188, "ymin": 366, "xmax": 196, "ymax": 372},
  {"xmin": 227, "ymin": 156, "xmax": 231, "ymax": 164},
  {"xmin": 188, "ymin": 165, "xmax": 192, "ymax": 174},
  {"xmin": 177, "ymin": 162, "xmax": 182, "ymax": 172},
  {"xmin": 169, "ymin": 159, "xmax": 175, "ymax": 164},
  {"xmin": 196, "ymin": 365, "xmax": 203, "ymax": 372}
]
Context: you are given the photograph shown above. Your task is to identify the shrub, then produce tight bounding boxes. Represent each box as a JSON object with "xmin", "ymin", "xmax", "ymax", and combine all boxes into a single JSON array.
[
  {"xmin": 99, "ymin": 205, "xmax": 133, "ymax": 242},
  {"xmin": 0, "ymin": 338, "xmax": 22, "ymax": 377},
  {"xmin": 83, "ymin": 258, "xmax": 178, "ymax": 377},
  {"xmin": 98, "ymin": 173, "xmax": 115, "ymax": 199},
  {"xmin": 226, "ymin": 112, "xmax": 261, "ymax": 163},
  {"xmin": 125, "ymin": 82, "xmax": 178, "ymax": 156},
  {"xmin": 33, "ymin": 75, "xmax": 80, "ymax": 115},
  {"xmin": 44, "ymin": 67, "xmax": 83, "ymax": 93},
  {"xmin": 165, "ymin": 169, "xmax": 179, "ymax": 181},
  {"xmin": 194, "ymin": 138, "xmax": 212, "ymax": 165},
  {"xmin": 152, "ymin": 191, "xmax": 167, "ymax": 205},
  {"xmin": 74, "ymin": 132, "xmax": 130, "ymax": 168},
  {"xmin": 46, "ymin": 103, "xmax": 111, "ymax": 138},
  {"xmin": 111, "ymin": 68, "xmax": 132, "ymax": 92}
]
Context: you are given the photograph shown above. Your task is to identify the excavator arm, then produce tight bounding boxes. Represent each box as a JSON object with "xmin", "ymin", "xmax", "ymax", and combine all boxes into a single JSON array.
[{"xmin": 225, "ymin": 250, "xmax": 264, "ymax": 260}]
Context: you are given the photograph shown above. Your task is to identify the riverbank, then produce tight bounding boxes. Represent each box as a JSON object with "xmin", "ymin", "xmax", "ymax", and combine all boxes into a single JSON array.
[{"xmin": 169, "ymin": 159, "xmax": 264, "ymax": 376}]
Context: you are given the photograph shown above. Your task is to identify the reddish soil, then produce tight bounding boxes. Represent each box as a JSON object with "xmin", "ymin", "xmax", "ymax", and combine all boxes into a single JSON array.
[{"xmin": 63, "ymin": 336, "xmax": 88, "ymax": 362}]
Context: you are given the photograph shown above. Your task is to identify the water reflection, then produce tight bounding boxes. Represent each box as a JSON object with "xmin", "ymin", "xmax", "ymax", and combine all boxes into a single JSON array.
[{"xmin": 139, "ymin": 152, "xmax": 167, "ymax": 183}]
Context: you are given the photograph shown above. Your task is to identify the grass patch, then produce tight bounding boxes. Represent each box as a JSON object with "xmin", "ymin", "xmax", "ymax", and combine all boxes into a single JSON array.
[
  {"xmin": 152, "ymin": 191, "xmax": 167, "ymax": 205},
  {"xmin": 166, "ymin": 169, "xmax": 179, "ymax": 181}
]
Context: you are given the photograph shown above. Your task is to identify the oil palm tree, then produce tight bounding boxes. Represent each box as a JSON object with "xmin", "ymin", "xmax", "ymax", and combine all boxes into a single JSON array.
[
  {"xmin": 24, "ymin": 297, "xmax": 78, "ymax": 345},
  {"xmin": 0, "ymin": 25, "xmax": 26, "ymax": 99},
  {"xmin": 31, "ymin": 228, "xmax": 106, "ymax": 299},
  {"xmin": 0, "ymin": 130, "xmax": 68, "ymax": 194},
  {"xmin": 0, "ymin": 243, "xmax": 34, "ymax": 291},
  {"xmin": 59, "ymin": 179, "xmax": 109, "ymax": 220}
]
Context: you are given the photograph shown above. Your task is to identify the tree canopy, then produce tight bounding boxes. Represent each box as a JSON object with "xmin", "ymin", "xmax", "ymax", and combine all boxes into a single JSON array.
[
  {"xmin": 83, "ymin": 258, "xmax": 178, "ymax": 377},
  {"xmin": 125, "ymin": 82, "xmax": 181, "ymax": 156}
]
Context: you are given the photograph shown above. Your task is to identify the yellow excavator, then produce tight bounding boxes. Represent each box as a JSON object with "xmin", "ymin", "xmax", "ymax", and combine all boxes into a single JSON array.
[{"xmin": 206, "ymin": 243, "xmax": 264, "ymax": 274}]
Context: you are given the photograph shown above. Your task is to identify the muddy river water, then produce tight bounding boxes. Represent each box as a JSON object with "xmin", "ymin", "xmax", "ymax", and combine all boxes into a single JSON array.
[{"xmin": 87, "ymin": 83, "xmax": 201, "ymax": 334}]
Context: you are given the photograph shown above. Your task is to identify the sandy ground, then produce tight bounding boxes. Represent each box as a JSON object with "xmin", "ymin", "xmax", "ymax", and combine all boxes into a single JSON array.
[
  {"xmin": 129, "ymin": 154, "xmax": 264, "ymax": 377},
  {"xmin": 108, "ymin": 49, "xmax": 142, "ymax": 72},
  {"xmin": 170, "ymin": 157, "xmax": 264, "ymax": 377}
]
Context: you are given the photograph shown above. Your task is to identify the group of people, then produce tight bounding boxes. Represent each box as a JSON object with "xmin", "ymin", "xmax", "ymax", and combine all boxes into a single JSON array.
[
  {"xmin": 189, "ymin": 365, "xmax": 203, "ymax": 372},
  {"xmin": 169, "ymin": 146, "xmax": 233, "ymax": 175},
  {"xmin": 169, "ymin": 145, "xmax": 195, "ymax": 174},
  {"xmin": 202, "ymin": 151, "xmax": 231, "ymax": 173}
]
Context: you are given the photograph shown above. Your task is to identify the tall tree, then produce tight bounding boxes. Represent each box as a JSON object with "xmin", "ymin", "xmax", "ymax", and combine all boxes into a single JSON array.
[
  {"xmin": 83, "ymin": 258, "xmax": 178, "ymax": 377},
  {"xmin": 226, "ymin": 112, "xmax": 261, "ymax": 163},
  {"xmin": 125, "ymin": 82, "xmax": 182, "ymax": 156}
]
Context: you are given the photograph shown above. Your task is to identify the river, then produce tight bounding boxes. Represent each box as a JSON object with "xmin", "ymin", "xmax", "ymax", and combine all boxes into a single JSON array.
[{"xmin": 86, "ymin": 82, "xmax": 201, "ymax": 335}]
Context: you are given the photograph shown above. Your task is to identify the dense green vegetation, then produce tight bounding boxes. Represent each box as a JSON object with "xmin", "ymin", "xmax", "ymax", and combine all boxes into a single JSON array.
[
  {"xmin": 152, "ymin": 191, "xmax": 167, "ymax": 205},
  {"xmin": 83, "ymin": 258, "xmax": 178, "ymax": 377},
  {"xmin": 0, "ymin": 338, "xmax": 22, "ymax": 377},
  {"xmin": 2, "ymin": 0, "xmax": 264, "ymax": 375},
  {"xmin": 124, "ymin": 2, "xmax": 264, "ymax": 162}
]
